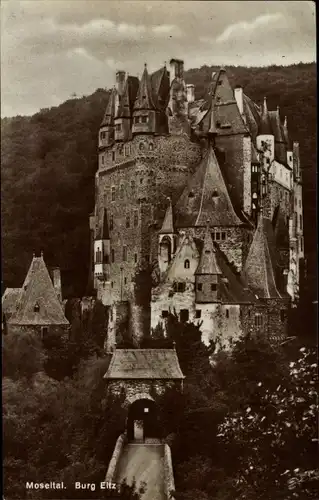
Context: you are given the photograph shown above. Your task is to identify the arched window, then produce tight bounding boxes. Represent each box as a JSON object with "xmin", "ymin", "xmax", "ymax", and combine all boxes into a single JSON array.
[
  {"xmin": 95, "ymin": 247, "xmax": 102, "ymax": 264},
  {"xmin": 184, "ymin": 259, "xmax": 190, "ymax": 269},
  {"xmin": 139, "ymin": 142, "xmax": 145, "ymax": 151},
  {"xmin": 149, "ymin": 142, "xmax": 154, "ymax": 151},
  {"xmin": 34, "ymin": 302, "xmax": 40, "ymax": 313}
]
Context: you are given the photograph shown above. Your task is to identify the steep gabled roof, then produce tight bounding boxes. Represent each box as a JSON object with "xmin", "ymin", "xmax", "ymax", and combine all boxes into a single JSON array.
[
  {"xmin": 133, "ymin": 64, "xmax": 156, "ymax": 111},
  {"xmin": 150, "ymin": 65, "xmax": 170, "ymax": 109},
  {"xmin": 214, "ymin": 101, "xmax": 248, "ymax": 135},
  {"xmin": 175, "ymin": 147, "xmax": 243, "ymax": 227},
  {"xmin": 116, "ymin": 76, "xmax": 139, "ymax": 118},
  {"xmin": 9, "ymin": 256, "xmax": 69, "ymax": 325},
  {"xmin": 103, "ymin": 349, "xmax": 184, "ymax": 379},
  {"xmin": 159, "ymin": 198, "xmax": 174, "ymax": 234},
  {"xmin": 269, "ymin": 109, "xmax": 287, "ymax": 164},
  {"xmin": 194, "ymin": 238, "xmax": 257, "ymax": 304},
  {"xmin": 259, "ymin": 97, "xmax": 272, "ymax": 135},
  {"xmin": 243, "ymin": 93, "xmax": 261, "ymax": 141},
  {"xmin": 101, "ymin": 88, "xmax": 116, "ymax": 127},
  {"xmin": 195, "ymin": 227, "xmax": 222, "ymax": 275},
  {"xmin": 242, "ymin": 215, "xmax": 282, "ymax": 299}
]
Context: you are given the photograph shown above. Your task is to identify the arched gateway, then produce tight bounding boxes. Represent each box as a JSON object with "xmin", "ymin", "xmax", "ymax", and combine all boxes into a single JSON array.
[{"xmin": 103, "ymin": 348, "xmax": 184, "ymax": 442}]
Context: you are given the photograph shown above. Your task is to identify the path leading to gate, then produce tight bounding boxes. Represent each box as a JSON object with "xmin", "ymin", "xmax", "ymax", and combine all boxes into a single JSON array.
[{"xmin": 115, "ymin": 441, "xmax": 165, "ymax": 500}]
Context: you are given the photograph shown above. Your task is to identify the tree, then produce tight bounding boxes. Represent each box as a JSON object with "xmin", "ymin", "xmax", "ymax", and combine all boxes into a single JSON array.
[{"xmin": 217, "ymin": 347, "xmax": 318, "ymax": 500}]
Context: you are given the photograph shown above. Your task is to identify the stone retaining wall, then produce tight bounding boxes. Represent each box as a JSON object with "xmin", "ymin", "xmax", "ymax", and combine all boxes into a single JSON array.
[
  {"xmin": 105, "ymin": 433, "xmax": 127, "ymax": 482},
  {"xmin": 163, "ymin": 444, "xmax": 176, "ymax": 499}
]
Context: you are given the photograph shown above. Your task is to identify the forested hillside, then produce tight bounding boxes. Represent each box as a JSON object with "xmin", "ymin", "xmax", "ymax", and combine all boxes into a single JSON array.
[{"xmin": 1, "ymin": 63, "xmax": 316, "ymax": 300}]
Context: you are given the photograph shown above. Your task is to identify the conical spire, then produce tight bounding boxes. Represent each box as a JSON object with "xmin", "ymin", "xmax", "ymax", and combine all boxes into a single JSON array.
[
  {"xmin": 242, "ymin": 213, "xmax": 281, "ymax": 298},
  {"xmin": 259, "ymin": 96, "xmax": 271, "ymax": 134},
  {"xmin": 195, "ymin": 225, "xmax": 222, "ymax": 275},
  {"xmin": 283, "ymin": 115, "xmax": 289, "ymax": 144},
  {"xmin": 159, "ymin": 197, "xmax": 174, "ymax": 234},
  {"xmin": 134, "ymin": 63, "xmax": 155, "ymax": 110},
  {"xmin": 101, "ymin": 88, "xmax": 116, "ymax": 126}
]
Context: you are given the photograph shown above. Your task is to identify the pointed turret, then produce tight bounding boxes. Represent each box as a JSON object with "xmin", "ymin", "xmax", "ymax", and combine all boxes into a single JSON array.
[
  {"xmin": 283, "ymin": 116, "xmax": 289, "ymax": 145},
  {"xmin": 195, "ymin": 226, "xmax": 222, "ymax": 276},
  {"xmin": 99, "ymin": 88, "xmax": 116, "ymax": 148},
  {"xmin": 259, "ymin": 97, "xmax": 272, "ymax": 135},
  {"xmin": 242, "ymin": 213, "xmax": 281, "ymax": 298},
  {"xmin": 195, "ymin": 225, "xmax": 222, "ymax": 303},
  {"xmin": 114, "ymin": 75, "xmax": 139, "ymax": 141},
  {"xmin": 132, "ymin": 64, "xmax": 157, "ymax": 134},
  {"xmin": 158, "ymin": 198, "xmax": 175, "ymax": 274},
  {"xmin": 175, "ymin": 147, "xmax": 243, "ymax": 227},
  {"xmin": 159, "ymin": 197, "xmax": 174, "ymax": 234}
]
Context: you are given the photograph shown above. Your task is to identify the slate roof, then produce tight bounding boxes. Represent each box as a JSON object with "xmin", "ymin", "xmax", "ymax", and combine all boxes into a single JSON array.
[
  {"xmin": 195, "ymin": 227, "xmax": 222, "ymax": 275},
  {"xmin": 159, "ymin": 198, "xmax": 174, "ymax": 234},
  {"xmin": 134, "ymin": 65, "xmax": 156, "ymax": 111},
  {"xmin": 103, "ymin": 349, "xmax": 185, "ymax": 379},
  {"xmin": 96, "ymin": 208, "xmax": 110, "ymax": 240},
  {"xmin": 150, "ymin": 66, "xmax": 170, "ymax": 110},
  {"xmin": 175, "ymin": 147, "xmax": 243, "ymax": 227},
  {"xmin": 242, "ymin": 215, "xmax": 282, "ymax": 299},
  {"xmin": 269, "ymin": 109, "xmax": 288, "ymax": 165},
  {"xmin": 194, "ymin": 238, "xmax": 257, "ymax": 304},
  {"xmin": 243, "ymin": 93, "xmax": 261, "ymax": 142},
  {"xmin": 259, "ymin": 97, "xmax": 272, "ymax": 135},
  {"xmin": 101, "ymin": 88, "xmax": 116, "ymax": 127},
  {"xmin": 116, "ymin": 76, "xmax": 139, "ymax": 118},
  {"xmin": 2, "ymin": 288, "xmax": 21, "ymax": 319},
  {"xmin": 9, "ymin": 256, "xmax": 69, "ymax": 325}
]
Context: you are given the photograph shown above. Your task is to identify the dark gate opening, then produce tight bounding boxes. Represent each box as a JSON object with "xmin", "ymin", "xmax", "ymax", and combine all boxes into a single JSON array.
[{"xmin": 127, "ymin": 399, "xmax": 159, "ymax": 442}]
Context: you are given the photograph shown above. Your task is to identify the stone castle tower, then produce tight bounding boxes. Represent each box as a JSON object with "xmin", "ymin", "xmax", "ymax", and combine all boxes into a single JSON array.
[{"xmin": 89, "ymin": 59, "xmax": 304, "ymax": 349}]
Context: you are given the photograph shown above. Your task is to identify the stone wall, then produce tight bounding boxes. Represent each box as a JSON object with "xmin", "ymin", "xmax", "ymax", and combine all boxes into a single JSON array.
[
  {"xmin": 105, "ymin": 433, "xmax": 127, "ymax": 482},
  {"xmin": 107, "ymin": 379, "xmax": 180, "ymax": 407},
  {"xmin": 163, "ymin": 444, "xmax": 176, "ymax": 500},
  {"xmin": 7, "ymin": 323, "xmax": 70, "ymax": 339}
]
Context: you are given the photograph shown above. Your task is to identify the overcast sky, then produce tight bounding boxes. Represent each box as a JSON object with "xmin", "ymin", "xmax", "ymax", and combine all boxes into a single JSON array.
[{"xmin": 1, "ymin": 0, "xmax": 316, "ymax": 117}]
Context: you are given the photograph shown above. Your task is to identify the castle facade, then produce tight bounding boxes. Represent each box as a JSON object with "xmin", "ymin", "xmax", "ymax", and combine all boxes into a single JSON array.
[{"xmin": 90, "ymin": 59, "xmax": 304, "ymax": 349}]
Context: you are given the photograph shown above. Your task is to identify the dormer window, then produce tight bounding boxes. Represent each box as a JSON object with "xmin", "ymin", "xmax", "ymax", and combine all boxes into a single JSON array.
[
  {"xmin": 188, "ymin": 191, "xmax": 194, "ymax": 198},
  {"xmin": 34, "ymin": 302, "xmax": 40, "ymax": 313},
  {"xmin": 184, "ymin": 259, "xmax": 190, "ymax": 269},
  {"xmin": 212, "ymin": 190, "xmax": 219, "ymax": 198}
]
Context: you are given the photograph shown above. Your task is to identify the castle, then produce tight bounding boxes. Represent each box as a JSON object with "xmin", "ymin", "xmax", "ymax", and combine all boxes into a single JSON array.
[{"xmin": 90, "ymin": 59, "xmax": 304, "ymax": 349}]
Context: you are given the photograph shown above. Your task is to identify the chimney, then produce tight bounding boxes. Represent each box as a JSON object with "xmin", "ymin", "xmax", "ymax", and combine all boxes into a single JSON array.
[
  {"xmin": 169, "ymin": 58, "xmax": 184, "ymax": 84},
  {"xmin": 116, "ymin": 70, "xmax": 126, "ymax": 97},
  {"xmin": 234, "ymin": 86, "xmax": 244, "ymax": 116},
  {"xmin": 52, "ymin": 268, "xmax": 62, "ymax": 302},
  {"xmin": 186, "ymin": 84, "xmax": 195, "ymax": 103}
]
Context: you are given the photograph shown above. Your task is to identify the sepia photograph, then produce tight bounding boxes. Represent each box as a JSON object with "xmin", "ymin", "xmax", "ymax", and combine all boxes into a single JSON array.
[{"xmin": 1, "ymin": 1, "xmax": 317, "ymax": 499}]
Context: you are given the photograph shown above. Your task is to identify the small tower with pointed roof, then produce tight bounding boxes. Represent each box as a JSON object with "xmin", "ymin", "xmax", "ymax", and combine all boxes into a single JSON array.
[
  {"xmin": 114, "ymin": 74, "xmax": 139, "ymax": 142},
  {"xmin": 158, "ymin": 197, "xmax": 175, "ymax": 274},
  {"xmin": 132, "ymin": 63, "xmax": 157, "ymax": 135},
  {"xmin": 99, "ymin": 87, "xmax": 116, "ymax": 149},
  {"xmin": 195, "ymin": 225, "xmax": 222, "ymax": 303}
]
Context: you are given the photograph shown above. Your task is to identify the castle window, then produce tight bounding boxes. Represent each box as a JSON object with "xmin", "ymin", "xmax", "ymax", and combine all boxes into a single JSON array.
[
  {"xmin": 111, "ymin": 187, "xmax": 115, "ymax": 202},
  {"xmin": 212, "ymin": 190, "xmax": 219, "ymax": 198},
  {"xmin": 211, "ymin": 233, "xmax": 215, "ymax": 241},
  {"xmin": 225, "ymin": 309, "xmax": 229, "ymax": 318},
  {"xmin": 266, "ymin": 158, "xmax": 270, "ymax": 165},
  {"xmin": 110, "ymin": 215, "xmax": 114, "ymax": 230},
  {"xmin": 255, "ymin": 313, "xmax": 263, "ymax": 327},
  {"xmin": 126, "ymin": 215, "xmax": 130, "ymax": 228},
  {"xmin": 174, "ymin": 282, "xmax": 186, "ymax": 293},
  {"xmin": 101, "ymin": 155, "xmax": 105, "ymax": 164},
  {"xmin": 216, "ymin": 232, "xmax": 221, "ymax": 240},
  {"xmin": 280, "ymin": 310, "xmax": 285, "ymax": 322},
  {"xmin": 149, "ymin": 142, "xmax": 154, "ymax": 151},
  {"xmin": 124, "ymin": 277, "xmax": 127, "ymax": 285},
  {"xmin": 221, "ymin": 232, "xmax": 226, "ymax": 241},
  {"xmin": 211, "ymin": 283, "xmax": 217, "ymax": 292},
  {"xmin": 217, "ymin": 80, "xmax": 222, "ymax": 86},
  {"xmin": 120, "ymin": 184, "xmax": 124, "ymax": 200},
  {"xmin": 111, "ymin": 249, "xmax": 115, "ymax": 262},
  {"xmin": 180, "ymin": 309, "xmax": 189, "ymax": 322},
  {"xmin": 300, "ymin": 237, "xmax": 303, "ymax": 252},
  {"xmin": 195, "ymin": 310, "xmax": 202, "ymax": 319},
  {"xmin": 95, "ymin": 247, "xmax": 102, "ymax": 264},
  {"xmin": 299, "ymin": 199, "xmax": 301, "ymax": 208},
  {"xmin": 162, "ymin": 310, "xmax": 169, "ymax": 318},
  {"xmin": 103, "ymin": 254, "xmax": 109, "ymax": 264},
  {"xmin": 134, "ymin": 210, "xmax": 139, "ymax": 227},
  {"xmin": 110, "ymin": 309, "xmax": 113, "ymax": 321},
  {"xmin": 34, "ymin": 302, "xmax": 40, "ymax": 313},
  {"xmin": 131, "ymin": 180, "xmax": 135, "ymax": 193},
  {"xmin": 140, "ymin": 178, "xmax": 143, "ymax": 184},
  {"xmin": 299, "ymin": 215, "xmax": 303, "ymax": 230},
  {"xmin": 41, "ymin": 326, "xmax": 48, "ymax": 339},
  {"xmin": 188, "ymin": 191, "xmax": 194, "ymax": 198},
  {"xmin": 112, "ymin": 151, "xmax": 115, "ymax": 161},
  {"xmin": 197, "ymin": 283, "xmax": 203, "ymax": 291},
  {"xmin": 134, "ymin": 253, "xmax": 138, "ymax": 263},
  {"xmin": 111, "ymin": 281, "xmax": 113, "ymax": 288},
  {"xmin": 216, "ymin": 121, "xmax": 221, "ymax": 127},
  {"xmin": 184, "ymin": 259, "xmax": 190, "ymax": 269},
  {"xmin": 139, "ymin": 142, "xmax": 145, "ymax": 151},
  {"xmin": 123, "ymin": 246, "xmax": 127, "ymax": 262},
  {"xmin": 141, "ymin": 116, "xmax": 148, "ymax": 123}
]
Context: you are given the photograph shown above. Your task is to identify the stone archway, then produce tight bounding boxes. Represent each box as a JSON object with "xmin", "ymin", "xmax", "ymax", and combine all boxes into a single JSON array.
[{"xmin": 126, "ymin": 397, "xmax": 159, "ymax": 442}]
